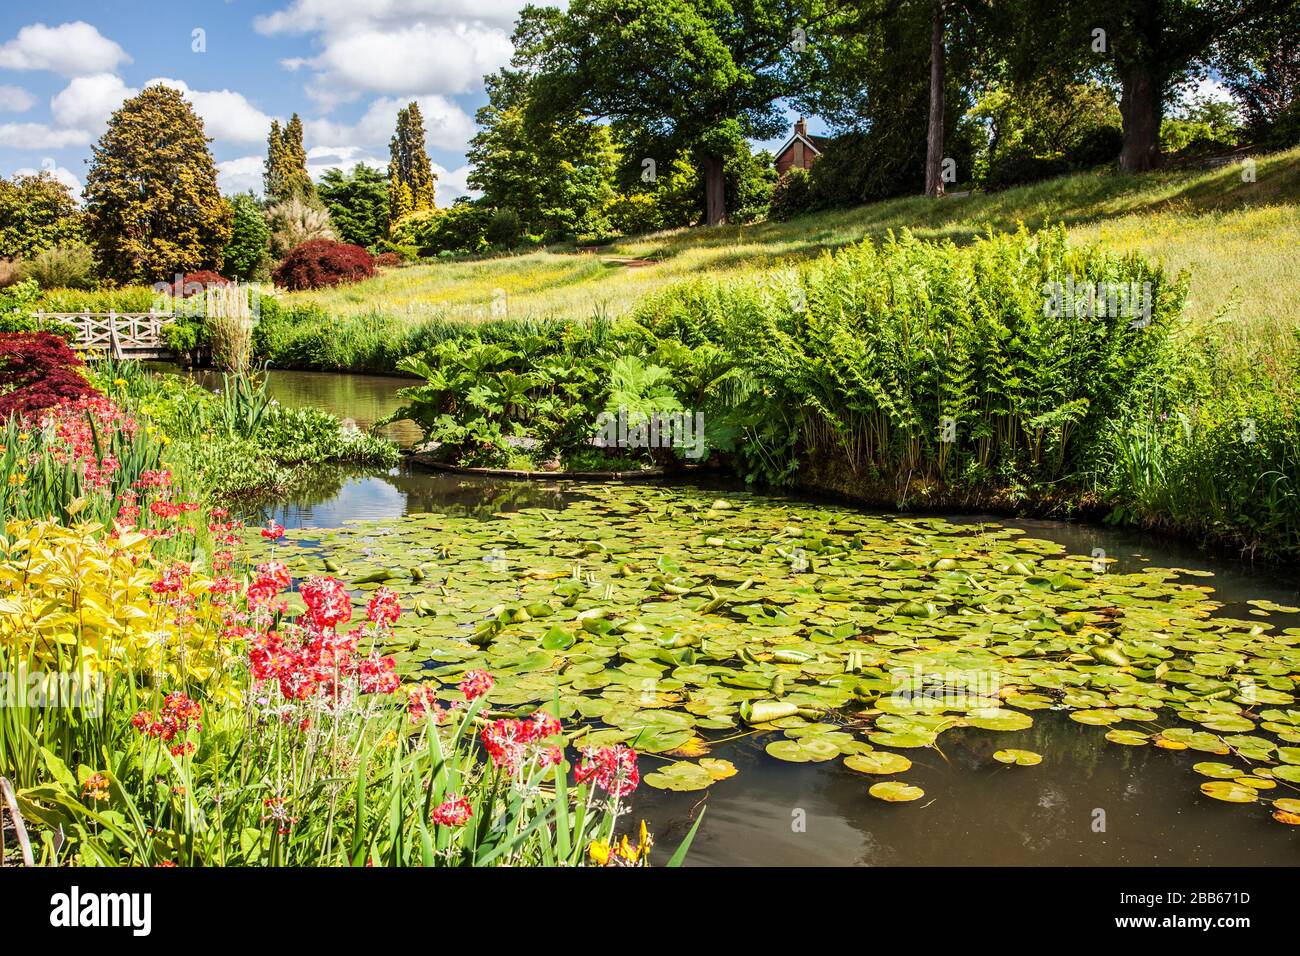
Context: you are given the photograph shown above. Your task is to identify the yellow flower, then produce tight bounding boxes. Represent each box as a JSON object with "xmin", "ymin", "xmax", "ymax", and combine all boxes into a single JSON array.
[
  {"xmin": 587, "ymin": 820, "xmax": 653, "ymax": 866},
  {"xmin": 113, "ymin": 378, "xmax": 128, "ymax": 387},
  {"xmin": 17, "ymin": 432, "xmax": 29, "ymax": 441}
]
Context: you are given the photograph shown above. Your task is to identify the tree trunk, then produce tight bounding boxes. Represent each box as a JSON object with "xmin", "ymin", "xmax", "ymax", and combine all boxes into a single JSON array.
[
  {"xmin": 925, "ymin": 0, "xmax": 946, "ymax": 198},
  {"xmin": 1119, "ymin": 62, "xmax": 1164, "ymax": 173},
  {"xmin": 702, "ymin": 155, "xmax": 728, "ymax": 226}
]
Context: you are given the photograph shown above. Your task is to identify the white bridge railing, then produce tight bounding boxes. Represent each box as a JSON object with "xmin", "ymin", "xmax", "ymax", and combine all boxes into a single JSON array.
[{"xmin": 34, "ymin": 311, "xmax": 177, "ymax": 359}]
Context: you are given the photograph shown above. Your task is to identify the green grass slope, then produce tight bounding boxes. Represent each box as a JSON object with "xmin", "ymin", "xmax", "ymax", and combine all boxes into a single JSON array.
[{"xmin": 286, "ymin": 146, "xmax": 1300, "ymax": 363}]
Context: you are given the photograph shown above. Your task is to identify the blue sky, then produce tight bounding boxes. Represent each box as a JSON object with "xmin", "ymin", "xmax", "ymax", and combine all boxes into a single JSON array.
[{"xmin": 0, "ymin": 2, "xmax": 819, "ymax": 204}]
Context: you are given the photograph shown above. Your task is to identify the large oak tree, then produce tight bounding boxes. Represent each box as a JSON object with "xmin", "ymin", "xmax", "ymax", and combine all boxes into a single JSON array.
[
  {"xmin": 1004, "ymin": 0, "xmax": 1296, "ymax": 172},
  {"xmin": 517, "ymin": 0, "xmax": 827, "ymax": 226}
]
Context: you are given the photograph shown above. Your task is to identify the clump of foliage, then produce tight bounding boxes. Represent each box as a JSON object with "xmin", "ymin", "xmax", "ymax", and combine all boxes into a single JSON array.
[
  {"xmin": 319, "ymin": 164, "xmax": 390, "ymax": 248},
  {"xmin": 17, "ymin": 242, "xmax": 97, "ymax": 289},
  {"xmin": 82, "ymin": 85, "xmax": 233, "ymax": 283},
  {"xmin": 267, "ymin": 196, "xmax": 336, "ymax": 260},
  {"xmin": 0, "ymin": 172, "xmax": 84, "ymax": 261},
  {"xmin": 768, "ymin": 168, "xmax": 814, "ymax": 222},
  {"xmin": 223, "ymin": 192, "xmax": 272, "ymax": 281},
  {"xmin": 391, "ymin": 204, "xmax": 492, "ymax": 257},
  {"xmin": 164, "ymin": 270, "xmax": 231, "ymax": 297},
  {"xmin": 273, "ymin": 239, "xmax": 376, "ymax": 291},
  {"xmin": 0, "ymin": 331, "xmax": 94, "ymax": 418}
]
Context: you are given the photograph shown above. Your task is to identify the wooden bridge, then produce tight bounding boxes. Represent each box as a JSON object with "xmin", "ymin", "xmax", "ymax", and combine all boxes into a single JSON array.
[{"xmin": 35, "ymin": 311, "xmax": 177, "ymax": 360}]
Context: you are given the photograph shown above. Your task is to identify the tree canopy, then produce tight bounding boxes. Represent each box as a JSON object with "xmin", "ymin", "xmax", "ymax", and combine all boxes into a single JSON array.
[{"xmin": 83, "ymin": 84, "xmax": 233, "ymax": 283}]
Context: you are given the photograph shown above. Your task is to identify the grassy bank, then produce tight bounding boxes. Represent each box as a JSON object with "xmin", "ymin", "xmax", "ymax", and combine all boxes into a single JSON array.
[{"xmin": 267, "ymin": 147, "xmax": 1300, "ymax": 373}]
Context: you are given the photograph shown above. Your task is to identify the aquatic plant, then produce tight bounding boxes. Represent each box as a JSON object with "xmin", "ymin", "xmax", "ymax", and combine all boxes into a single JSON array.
[{"xmin": 251, "ymin": 483, "xmax": 1300, "ymax": 825}]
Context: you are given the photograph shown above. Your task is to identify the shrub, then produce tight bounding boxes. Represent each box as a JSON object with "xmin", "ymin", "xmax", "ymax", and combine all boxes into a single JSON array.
[
  {"xmin": 267, "ymin": 196, "xmax": 336, "ymax": 259},
  {"xmin": 1071, "ymin": 126, "xmax": 1124, "ymax": 168},
  {"xmin": 601, "ymin": 193, "xmax": 662, "ymax": 236},
  {"xmin": 18, "ymin": 242, "xmax": 97, "ymax": 290},
  {"xmin": 768, "ymin": 168, "xmax": 815, "ymax": 222},
  {"xmin": 272, "ymin": 239, "xmax": 375, "ymax": 291},
  {"xmin": 487, "ymin": 207, "xmax": 523, "ymax": 247},
  {"xmin": 375, "ymin": 251, "xmax": 402, "ymax": 268},
  {"xmin": 0, "ymin": 331, "xmax": 94, "ymax": 418},
  {"xmin": 0, "ymin": 257, "xmax": 21, "ymax": 288},
  {"xmin": 391, "ymin": 204, "xmax": 492, "ymax": 256},
  {"xmin": 163, "ymin": 269, "xmax": 231, "ymax": 297},
  {"xmin": 224, "ymin": 192, "xmax": 272, "ymax": 281}
]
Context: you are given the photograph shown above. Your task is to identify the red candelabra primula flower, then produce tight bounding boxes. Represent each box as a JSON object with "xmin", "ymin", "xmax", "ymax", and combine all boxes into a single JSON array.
[
  {"xmin": 459, "ymin": 669, "xmax": 494, "ymax": 702},
  {"xmin": 431, "ymin": 795, "xmax": 473, "ymax": 827},
  {"xmin": 574, "ymin": 745, "xmax": 640, "ymax": 797}
]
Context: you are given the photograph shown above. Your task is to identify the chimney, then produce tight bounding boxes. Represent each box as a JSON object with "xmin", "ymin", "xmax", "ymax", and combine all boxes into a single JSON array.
[{"xmin": 794, "ymin": 117, "xmax": 808, "ymax": 138}]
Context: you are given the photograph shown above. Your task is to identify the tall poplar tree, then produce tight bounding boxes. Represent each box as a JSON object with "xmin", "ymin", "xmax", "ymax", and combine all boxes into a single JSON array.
[
  {"xmin": 265, "ymin": 113, "xmax": 316, "ymax": 204},
  {"xmin": 83, "ymin": 84, "xmax": 233, "ymax": 283},
  {"xmin": 388, "ymin": 102, "xmax": 437, "ymax": 227}
]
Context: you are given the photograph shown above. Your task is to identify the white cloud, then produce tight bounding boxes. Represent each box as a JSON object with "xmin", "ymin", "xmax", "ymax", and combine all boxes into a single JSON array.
[
  {"xmin": 306, "ymin": 95, "xmax": 476, "ymax": 154},
  {"xmin": 1193, "ymin": 77, "xmax": 1233, "ymax": 104},
  {"xmin": 0, "ymin": 85, "xmax": 36, "ymax": 113},
  {"xmin": 50, "ymin": 73, "xmax": 134, "ymax": 133},
  {"xmin": 434, "ymin": 162, "xmax": 474, "ymax": 205},
  {"xmin": 305, "ymin": 24, "xmax": 512, "ymax": 98},
  {"xmin": 255, "ymin": 1, "xmax": 524, "ymax": 105},
  {"xmin": 0, "ymin": 21, "xmax": 130, "ymax": 77},
  {"xmin": 145, "ymin": 77, "xmax": 276, "ymax": 144},
  {"xmin": 306, "ymin": 145, "xmax": 388, "ymax": 181},
  {"xmin": 14, "ymin": 160, "xmax": 81, "ymax": 196},
  {"xmin": 0, "ymin": 121, "xmax": 91, "ymax": 149},
  {"xmin": 254, "ymin": 0, "xmax": 530, "ymax": 36},
  {"xmin": 217, "ymin": 155, "xmax": 266, "ymax": 195}
]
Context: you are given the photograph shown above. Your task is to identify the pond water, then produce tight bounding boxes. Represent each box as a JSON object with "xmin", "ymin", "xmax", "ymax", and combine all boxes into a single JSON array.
[
  {"xmin": 153, "ymin": 364, "xmax": 425, "ymax": 447},
  {"xmin": 244, "ymin": 463, "xmax": 1300, "ymax": 867}
]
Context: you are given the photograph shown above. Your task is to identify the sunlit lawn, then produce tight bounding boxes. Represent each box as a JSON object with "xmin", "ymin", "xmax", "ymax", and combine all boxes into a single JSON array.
[{"xmin": 285, "ymin": 146, "xmax": 1300, "ymax": 361}]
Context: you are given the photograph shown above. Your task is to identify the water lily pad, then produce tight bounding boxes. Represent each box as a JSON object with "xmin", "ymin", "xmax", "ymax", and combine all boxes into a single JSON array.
[
  {"xmin": 765, "ymin": 737, "xmax": 840, "ymax": 763},
  {"xmin": 643, "ymin": 761, "xmax": 716, "ymax": 791},
  {"xmin": 993, "ymin": 749, "xmax": 1042, "ymax": 765},
  {"xmin": 1192, "ymin": 762, "xmax": 1243, "ymax": 779},
  {"xmin": 1104, "ymin": 729, "xmax": 1149, "ymax": 746},
  {"xmin": 1199, "ymin": 780, "xmax": 1259, "ymax": 803},
  {"xmin": 868, "ymin": 781, "xmax": 925, "ymax": 802},
  {"xmin": 844, "ymin": 752, "xmax": 912, "ymax": 774}
]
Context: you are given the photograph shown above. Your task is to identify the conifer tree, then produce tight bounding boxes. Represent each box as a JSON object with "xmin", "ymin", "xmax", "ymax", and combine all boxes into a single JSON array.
[
  {"xmin": 388, "ymin": 102, "xmax": 437, "ymax": 227},
  {"xmin": 265, "ymin": 113, "xmax": 316, "ymax": 204}
]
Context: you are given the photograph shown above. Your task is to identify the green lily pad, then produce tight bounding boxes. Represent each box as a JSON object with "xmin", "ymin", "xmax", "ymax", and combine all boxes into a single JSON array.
[
  {"xmin": 1199, "ymin": 780, "xmax": 1259, "ymax": 803},
  {"xmin": 868, "ymin": 781, "xmax": 925, "ymax": 802},
  {"xmin": 993, "ymin": 749, "xmax": 1042, "ymax": 765},
  {"xmin": 844, "ymin": 752, "xmax": 912, "ymax": 774}
]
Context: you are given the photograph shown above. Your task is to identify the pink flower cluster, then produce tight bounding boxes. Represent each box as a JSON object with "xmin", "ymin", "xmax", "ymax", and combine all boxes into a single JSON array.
[
  {"xmin": 575, "ymin": 744, "xmax": 640, "ymax": 797},
  {"xmin": 243, "ymin": 572, "xmax": 399, "ymax": 706},
  {"xmin": 480, "ymin": 711, "xmax": 564, "ymax": 774}
]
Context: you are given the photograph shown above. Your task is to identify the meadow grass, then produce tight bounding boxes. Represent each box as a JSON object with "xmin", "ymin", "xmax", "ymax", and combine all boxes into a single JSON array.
[{"xmin": 283, "ymin": 147, "xmax": 1300, "ymax": 366}]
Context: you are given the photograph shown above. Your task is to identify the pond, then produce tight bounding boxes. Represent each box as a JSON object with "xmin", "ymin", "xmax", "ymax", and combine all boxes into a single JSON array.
[
  {"xmin": 153, "ymin": 363, "xmax": 426, "ymax": 447},
  {"xmin": 242, "ymin": 462, "xmax": 1300, "ymax": 867}
]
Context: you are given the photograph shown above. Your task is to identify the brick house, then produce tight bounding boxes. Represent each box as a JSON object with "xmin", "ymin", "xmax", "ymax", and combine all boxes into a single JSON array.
[{"xmin": 774, "ymin": 118, "xmax": 829, "ymax": 176}]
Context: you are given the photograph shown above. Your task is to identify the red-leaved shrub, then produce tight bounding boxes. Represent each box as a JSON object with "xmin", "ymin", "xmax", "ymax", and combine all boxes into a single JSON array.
[
  {"xmin": 0, "ymin": 332, "xmax": 95, "ymax": 419},
  {"xmin": 165, "ymin": 270, "xmax": 232, "ymax": 297},
  {"xmin": 272, "ymin": 240, "xmax": 376, "ymax": 291},
  {"xmin": 375, "ymin": 251, "xmax": 402, "ymax": 268}
]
